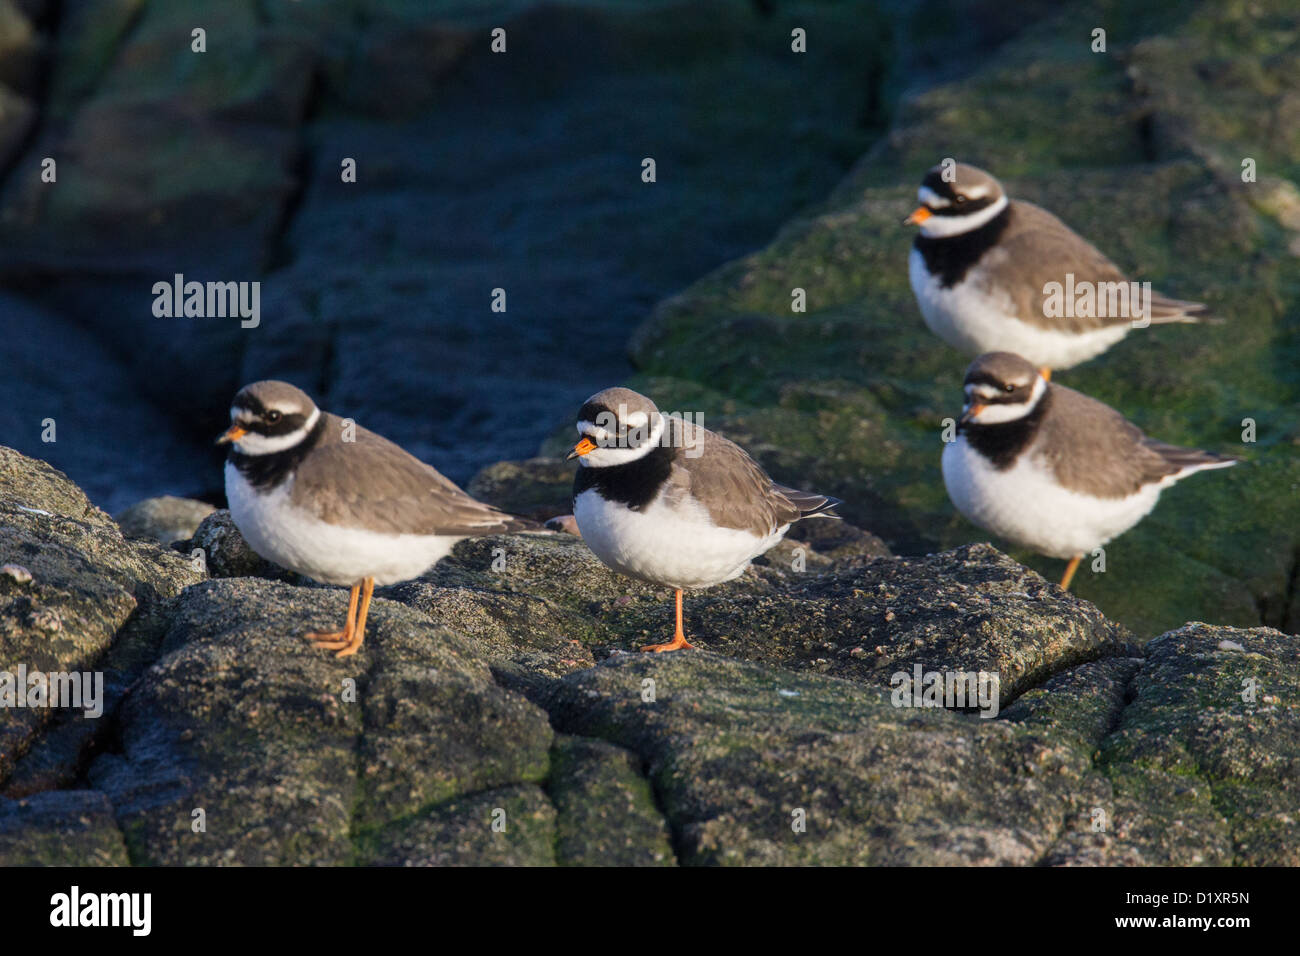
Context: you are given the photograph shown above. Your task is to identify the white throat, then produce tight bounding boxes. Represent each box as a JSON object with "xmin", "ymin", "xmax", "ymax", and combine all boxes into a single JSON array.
[
  {"xmin": 919, "ymin": 194, "xmax": 1008, "ymax": 238},
  {"xmin": 233, "ymin": 407, "xmax": 321, "ymax": 455},
  {"xmin": 578, "ymin": 413, "xmax": 666, "ymax": 468}
]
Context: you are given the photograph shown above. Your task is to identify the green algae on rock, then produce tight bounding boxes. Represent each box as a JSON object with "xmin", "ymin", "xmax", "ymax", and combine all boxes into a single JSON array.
[{"xmin": 626, "ymin": 0, "xmax": 1300, "ymax": 641}]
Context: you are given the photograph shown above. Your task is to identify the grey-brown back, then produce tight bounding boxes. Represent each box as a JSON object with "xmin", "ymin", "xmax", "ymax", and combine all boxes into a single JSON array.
[
  {"xmin": 976, "ymin": 201, "xmax": 1205, "ymax": 332},
  {"xmin": 291, "ymin": 413, "xmax": 533, "ymax": 536},
  {"xmin": 664, "ymin": 417, "xmax": 839, "ymax": 537},
  {"xmin": 1037, "ymin": 385, "xmax": 1236, "ymax": 497}
]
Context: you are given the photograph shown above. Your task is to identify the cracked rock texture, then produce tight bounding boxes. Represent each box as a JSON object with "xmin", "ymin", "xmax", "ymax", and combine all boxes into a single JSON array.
[
  {"xmin": 0, "ymin": 0, "xmax": 1297, "ymax": 865},
  {"xmin": 1, "ymin": 449, "xmax": 1296, "ymax": 865}
]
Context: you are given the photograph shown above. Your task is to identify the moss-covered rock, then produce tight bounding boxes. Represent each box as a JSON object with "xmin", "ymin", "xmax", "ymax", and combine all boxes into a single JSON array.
[
  {"xmin": 2, "ymin": 442, "xmax": 1297, "ymax": 865},
  {"xmin": 548, "ymin": 735, "xmax": 675, "ymax": 866},
  {"xmin": 627, "ymin": 0, "xmax": 1300, "ymax": 641},
  {"xmin": 358, "ymin": 785, "xmax": 557, "ymax": 867},
  {"xmin": 84, "ymin": 577, "xmax": 554, "ymax": 865}
]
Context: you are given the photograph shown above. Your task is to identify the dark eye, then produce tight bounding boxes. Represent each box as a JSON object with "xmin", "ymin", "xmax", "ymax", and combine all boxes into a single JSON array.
[
  {"xmin": 955, "ymin": 195, "xmax": 967, "ymax": 204},
  {"xmin": 265, "ymin": 410, "xmax": 282, "ymax": 424},
  {"xmin": 1004, "ymin": 384, "xmax": 1015, "ymax": 392}
]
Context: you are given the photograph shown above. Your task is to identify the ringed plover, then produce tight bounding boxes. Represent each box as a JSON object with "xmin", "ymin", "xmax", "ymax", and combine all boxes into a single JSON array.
[
  {"xmin": 219, "ymin": 380, "xmax": 534, "ymax": 657},
  {"xmin": 905, "ymin": 162, "xmax": 1209, "ymax": 374},
  {"xmin": 941, "ymin": 352, "xmax": 1238, "ymax": 589},
  {"xmin": 568, "ymin": 387, "xmax": 841, "ymax": 652}
]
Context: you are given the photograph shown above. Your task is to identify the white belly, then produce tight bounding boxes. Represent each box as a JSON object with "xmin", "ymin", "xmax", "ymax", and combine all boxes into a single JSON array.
[
  {"xmin": 941, "ymin": 437, "xmax": 1161, "ymax": 559},
  {"xmin": 574, "ymin": 488, "xmax": 787, "ymax": 590},
  {"xmin": 909, "ymin": 248, "xmax": 1129, "ymax": 370},
  {"xmin": 225, "ymin": 464, "xmax": 461, "ymax": 586}
]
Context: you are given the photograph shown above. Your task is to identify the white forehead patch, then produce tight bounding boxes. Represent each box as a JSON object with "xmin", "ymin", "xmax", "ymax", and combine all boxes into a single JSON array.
[{"xmin": 918, "ymin": 185, "xmax": 949, "ymax": 208}]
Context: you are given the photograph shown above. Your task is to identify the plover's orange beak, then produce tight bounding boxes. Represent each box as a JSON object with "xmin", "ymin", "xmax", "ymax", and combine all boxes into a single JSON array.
[
  {"xmin": 903, "ymin": 206, "xmax": 932, "ymax": 226},
  {"xmin": 959, "ymin": 404, "xmax": 985, "ymax": 427},
  {"xmin": 566, "ymin": 437, "xmax": 598, "ymax": 461},
  {"xmin": 217, "ymin": 424, "xmax": 247, "ymax": 445}
]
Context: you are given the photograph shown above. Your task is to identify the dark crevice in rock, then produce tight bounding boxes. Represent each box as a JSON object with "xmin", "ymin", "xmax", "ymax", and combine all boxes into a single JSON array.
[
  {"xmin": 995, "ymin": 641, "xmax": 1144, "ymax": 716},
  {"xmin": 262, "ymin": 65, "xmax": 326, "ymax": 275},
  {"xmin": 1135, "ymin": 110, "xmax": 1160, "ymax": 163},
  {"xmin": 1096, "ymin": 656, "xmax": 1145, "ymax": 750},
  {"xmin": 547, "ymin": 710, "xmax": 689, "ymax": 866},
  {"xmin": 1279, "ymin": 548, "xmax": 1299, "ymax": 635},
  {"xmin": 1250, "ymin": 549, "xmax": 1299, "ymax": 634},
  {"xmin": 343, "ymin": 649, "xmax": 383, "ymax": 866},
  {"xmin": 540, "ymin": 732, "xmax": 679, "ymax": 867}
]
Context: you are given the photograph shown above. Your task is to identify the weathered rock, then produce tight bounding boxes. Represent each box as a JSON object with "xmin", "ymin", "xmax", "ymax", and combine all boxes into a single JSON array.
[
  {"xmin": 85, "ymin": 577, "xmax": 553, "ymax": 865},
  {"xmin": 185, "ymin": 508, "xmax": 289, "ymax": 581},
  {"xmin": 0, "ymin": 789, "xmax": 129, "ymax": 866},
  {"xmin": 543, "ymin": 652, "xmax": 1094, "ymax": 865},
  {"xmin": 467, "ymin": 457, "xmax": 575, "ymax": 523},
  {"xmin": 358, "ymin": 785, "xmax": 557, "ymax": 867},
  {"xmin": 3, "ymin": 445, "xmax": 1298, "ymax": 866},
  {"xmin": 116, "ymin": 495, "xmax": 215, "ymax": 545},
  {"xmin": 549, "ymin": 735, "xmax": 675, "ymax": 866},
  {"xmin": 627, "ymin": 0, "xmax": 1300, "ymax": 641},
  {"xmin": 0, "ymin": 446, "xmax": 203, "ymax": 784},
  {"xmin": 415, "ymin": 533, "xmax": 1132, "ymax": 706},
  {"xmin": 1063, "ymin": 624, "xmax": 1298, "ymax": 866}
]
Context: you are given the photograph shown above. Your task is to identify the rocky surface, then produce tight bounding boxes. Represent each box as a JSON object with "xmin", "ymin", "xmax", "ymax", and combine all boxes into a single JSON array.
[
  {"xmin": 0, "ymin": 447, "xmax": 202, "ymax": 788},
  {"xmin": 0, "ymin": 0, "xmax": 1296, "ymax": 866},
  {"xmin": 626, "ymin": 0, "xmax": 1300, "ymax": 639},
  {"xmin": 0, "ymin": 0, "xmax": 896, "ymax": 512},
  {"xmin": 2, "ymin": 0, "xmax": 1278, "ymax": 635},
  {"xmin": 1, "ymin": 447, "xmax": 1296, "ymax": 865},
  {"xmin": 116, "ymin": 495, "xmax": 215, "ymax": 545}
]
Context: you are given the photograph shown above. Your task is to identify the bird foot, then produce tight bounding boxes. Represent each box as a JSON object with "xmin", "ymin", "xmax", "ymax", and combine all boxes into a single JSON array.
[
  {"xmin": 639, "ymin": 634, "xmax": 695, "ymax": 653},
  {"xmin": 303, "ymin": 629, "xmax": 355, "ymax": 655}
]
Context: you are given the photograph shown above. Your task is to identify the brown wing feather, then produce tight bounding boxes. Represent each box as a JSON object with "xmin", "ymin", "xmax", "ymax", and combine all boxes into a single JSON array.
[
  {"xmin": 291, "ymin": 414, "xmax": 532, "ymax": 536},
  {"xmin": 1038, "ymin": 386, "xmax": 1233, "ymax": 497},
  {"xmin": 987, "ymin": 202, "xmax": 1205, "ymax": 332},
  {"xmin": 668, "ymin": 419, "xmax": 833, "ymax": 537}
]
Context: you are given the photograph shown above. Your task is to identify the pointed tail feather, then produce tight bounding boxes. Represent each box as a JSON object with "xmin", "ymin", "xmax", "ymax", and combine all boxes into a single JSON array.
[
  {"xmin": 1143, "ymin": 438, "xmax": 1240, "ymax": 482},
  {"xmin": 1147, "ymin": 294, "xmax": 1221, "ymax": 325},
  {"xmin": 774, "ymin": 484, "xmax": 842, "ymax": 519}
]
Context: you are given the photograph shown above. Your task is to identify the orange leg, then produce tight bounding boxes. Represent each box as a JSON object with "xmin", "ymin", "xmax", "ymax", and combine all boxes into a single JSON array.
[
  {"xmin": 1039, "ymin": 367, "xmax": 1052, "ymax": 382},
  {"xmin": 305, "ymin": 582, "xmax": 360, "ymax": 651},
  {"xmin": 335, "ymin": 577, "xmax": 374, "ymax": 658},
  {"xmin": 1059, "ymin": 555, "xmax": 1081, "ymax": 591},
  {"xmin": 639, "ymin": 588, "xmax": 695, "ymax": 653}
]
